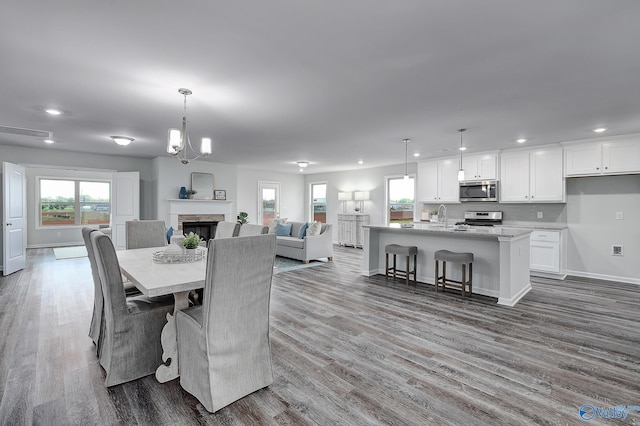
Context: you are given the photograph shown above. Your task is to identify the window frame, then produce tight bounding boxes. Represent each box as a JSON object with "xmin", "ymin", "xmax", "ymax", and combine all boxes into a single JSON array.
[
  {"xmin": 36, "ymin": 177, "xmax": 111, "ymax": 229},
  {"xmin": 384, "ymin": 174, "xmax": 416, "ymax": 225},
  {"xmin": 309, "ymin": 181, "xmax": 327, "ymax": 223}
]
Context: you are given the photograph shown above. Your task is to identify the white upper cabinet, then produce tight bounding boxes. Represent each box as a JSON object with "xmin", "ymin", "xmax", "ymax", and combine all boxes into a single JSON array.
[
  {"xmin": 461, "ymin": 153, "xmax": 498, "ymax": 181},
  {"xmin": 565, "ymin": 139, "xmax": 640, "ymax": 176},
  {"xmin": 417, "ymin": 157, "xmax": 459, "ymax": 203},
  {"xmin": 500, "ymin": 147, "xmax": 564, "ymax": 203}
]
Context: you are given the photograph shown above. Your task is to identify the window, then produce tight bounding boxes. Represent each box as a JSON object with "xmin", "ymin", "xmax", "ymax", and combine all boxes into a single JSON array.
[
  {"xmin": 310, "ymin": 183, "xmax": 327, "ymax": 223},
  {"xmin": 39, "ymin": 178, "xmax": 111, "ymax": 227},
  {"xmin": 387, "ymin": 176, "xmax": 415, "ymax": 224}
]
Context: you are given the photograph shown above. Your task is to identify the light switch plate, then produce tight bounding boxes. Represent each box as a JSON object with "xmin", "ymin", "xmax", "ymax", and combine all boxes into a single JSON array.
[
  {"xmin": 616, "ymin": 212, "xmax": 624, "ymax": 220},
  {"xmin": 537, "ymin": 212, "xmax": 543, "ymax": 219}
]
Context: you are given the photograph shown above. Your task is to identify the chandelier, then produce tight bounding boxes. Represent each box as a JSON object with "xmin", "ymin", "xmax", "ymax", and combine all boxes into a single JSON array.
[{"xmin": 167, "ymin": 88, "xmax": 212, "ymax": 164}]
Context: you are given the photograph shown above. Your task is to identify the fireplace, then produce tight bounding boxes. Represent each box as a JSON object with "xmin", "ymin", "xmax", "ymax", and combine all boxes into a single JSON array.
[{"xmin": 183, "ymin": 221, "xmax": 218, "ymax": 242}]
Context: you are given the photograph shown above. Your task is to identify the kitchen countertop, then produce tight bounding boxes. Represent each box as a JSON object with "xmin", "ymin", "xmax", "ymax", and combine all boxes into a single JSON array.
[
  {"xmin": 365, "ymin": 222, "xmax": 532, "ymax": 239},
  {"xmin": 416, "ymin": 220, "xmax": 568, "ymax": 231}
]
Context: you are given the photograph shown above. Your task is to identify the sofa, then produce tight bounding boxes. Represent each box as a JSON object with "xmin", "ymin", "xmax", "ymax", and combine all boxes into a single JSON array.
[{"xmin": 275, "ymin": 221, "xmax": 333, "ymax": 263}]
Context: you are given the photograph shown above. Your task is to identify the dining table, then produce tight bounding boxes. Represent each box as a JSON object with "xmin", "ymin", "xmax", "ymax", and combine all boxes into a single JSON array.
[{"xmin": 116, "ymin": 246, "xmax": 207, "ymax": 383}]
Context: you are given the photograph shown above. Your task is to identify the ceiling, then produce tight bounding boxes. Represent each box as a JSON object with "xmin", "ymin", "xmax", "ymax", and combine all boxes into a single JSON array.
[{"xmin": 1, "ymin": 1, "xmax": 639, "ymax": 174}]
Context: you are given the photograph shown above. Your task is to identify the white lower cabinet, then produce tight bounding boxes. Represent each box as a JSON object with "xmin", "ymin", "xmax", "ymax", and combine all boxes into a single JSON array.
[
  {"xmin": 338, "ymin": 214, "xmax": 369, "ymax": 248},
  {"xmin": 530, "ymin": 230, "xmax": 564, "ymax": 276}
]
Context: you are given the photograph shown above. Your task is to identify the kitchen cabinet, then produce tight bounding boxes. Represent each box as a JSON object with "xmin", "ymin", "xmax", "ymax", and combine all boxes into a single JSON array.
[
  {"xmin": 337, "ymin": 214, "xmax": 369, "ymax": 248},
  {"xmin": 461, "ymin": 153, "xmax": 498, "ymax": 181},
  {"xmin": 500, "ymin": 147, "xmax": 564, "ymax": 203},
  {"xmin": 417, "ymin": 157, "xmax": 459, "ymax": 203},
  {"xmin": 530, "ymin": 230, "xmax": 563, "ymax": 276},
  {"xmin": 565, "ymin": 139, "xmax": 640, "ymax": 176}
]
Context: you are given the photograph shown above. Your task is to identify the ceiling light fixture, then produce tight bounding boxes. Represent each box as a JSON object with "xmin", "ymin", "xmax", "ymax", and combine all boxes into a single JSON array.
[
  {"xmin": 44, "ymin": 139, "xmax": 55, "ymax": 144},
  {"xmin": 517, "ymin": 138, "xmax": 527, "ymax": 143},
  {"xmin": 297, "ymin": 161, "xmax": 309, "ymax": 172},
  {"xmin": 167, "ymin": 88, "xmax": 212, "ymax": 164},
  {"xmin": 593, "ymin": 128, "xmax": 607, "ymax": 133},
  {"xmin": 358, "ymin": 160, "xmax": 364, "ymax": 165},
  {"xmin": 45, "ymin": 109, "xmax": 62, "ymax": 116},
  {"xmin": 458, "ymin": 129, "xmax": 466, "ymax": 181},
  {"xmin": 110, "ymin": 135, "xmax": 134, "ymax": 146},
  {"xmin": 403, "ymin": 138, "xmax": 410, "ymax": 180}
]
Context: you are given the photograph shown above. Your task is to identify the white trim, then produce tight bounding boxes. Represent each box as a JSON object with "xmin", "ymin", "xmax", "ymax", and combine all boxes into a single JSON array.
[
  {"xmin": 564, "ymin": 269, "xmax": 640, "ymax": 286},
  {"xmin": 383, "ymin": 173, "xmax": 416, "ymax": 225},
  {"xmin": 309, "ymin": 181, "xmax": 327, "ymax": 222},
  {"xmin": 498, "ymin": 283, "xmax": 532, "ymax": 307}
]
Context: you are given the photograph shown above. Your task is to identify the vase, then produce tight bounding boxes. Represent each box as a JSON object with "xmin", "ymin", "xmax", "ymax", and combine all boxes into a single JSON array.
[{"xmin": 179, "ymin": 186, "xmax": 188, "ymax": 199}]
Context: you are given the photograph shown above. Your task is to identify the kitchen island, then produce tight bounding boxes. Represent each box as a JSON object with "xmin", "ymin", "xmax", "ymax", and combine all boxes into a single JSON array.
[{"xmin": 362, "ymin": 223, "xmax": 533, "ymax": 306}]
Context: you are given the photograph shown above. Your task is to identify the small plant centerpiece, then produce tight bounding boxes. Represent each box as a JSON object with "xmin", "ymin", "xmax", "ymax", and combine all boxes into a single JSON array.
[
  {"xmin": 430, "ymin": 209, "xmax": 439, "ymax": 222},
  {"xmin": 186, "ymin": 189, "xmax": 197, "ymax": 199},
  {"xmin": 237, "ymin": 211, "xmax": 248, "ymax": 225},
  {"xmin": 182, "ymin": 232, "xmax": 201, "ymax": 254}
]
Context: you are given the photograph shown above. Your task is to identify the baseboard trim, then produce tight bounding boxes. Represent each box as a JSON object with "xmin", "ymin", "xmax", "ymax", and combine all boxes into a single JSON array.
[
  {"xmin": 498, "ymin": 284, "xmax": 532, "ymax": 307},
  {"xmin": 27, "ymin": 242, "xmax": 84, "ymax": 249},
  {"xmin": 564, "ymin": 269, "xmax": 640, "ymax": 285}
]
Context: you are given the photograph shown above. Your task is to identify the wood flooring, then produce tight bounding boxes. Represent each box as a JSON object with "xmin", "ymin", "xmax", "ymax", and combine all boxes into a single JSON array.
[{"xmin": 1, "ymin": 246, "xmax": 639, "ymax": 425}]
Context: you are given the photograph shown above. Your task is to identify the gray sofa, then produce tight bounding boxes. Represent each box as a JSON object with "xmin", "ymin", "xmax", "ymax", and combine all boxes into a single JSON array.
[{"xmin": 275, "ymin": 222, "xmax": 333, "ymax": 263}]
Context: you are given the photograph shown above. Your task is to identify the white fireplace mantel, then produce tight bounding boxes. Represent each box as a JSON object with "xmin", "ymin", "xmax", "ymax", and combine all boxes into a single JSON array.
[{"xmin": 167, "ymin": 199, "xmax": 233, "ymax": 230}]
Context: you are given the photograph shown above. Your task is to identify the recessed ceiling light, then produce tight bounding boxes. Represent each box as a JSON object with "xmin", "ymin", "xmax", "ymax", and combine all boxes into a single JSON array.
[
  {"xmin": 44, "ymin": 139, "xmax": 54, "ymax": 144},
  {"xmin": 593, "ymin": 128, "xmax": 607, "ymax": 133},
  {"xmin": 110, "ymin": 136, "xmax": 134, "ymax": 146},
  {"xmin": 45, "ymin": 109, "xmax": 62, "ymax": 116},
  {"xmin": 458, "ymin": 146, "xmax": 467, "ymax": 151},
  {"xmin": 517, "ymin": 138, "xmax": 527, "ymax": 143},
  {"xmin": 413, "ymin": 153, "xmax": 420, "ymax": 157},
  {"xmin": 358, "ymin": 160, "xmax": 364, "ymax": 165}
]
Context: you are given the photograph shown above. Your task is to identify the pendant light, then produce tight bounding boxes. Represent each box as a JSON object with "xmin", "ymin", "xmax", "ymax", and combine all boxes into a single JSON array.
[
  {"xmin": 403, "ymin": 138, "xmax": 410, "ymax": 180},
  {"xmin": 457, "ymin": 129, "xmax": 466, "ymax": 181}
]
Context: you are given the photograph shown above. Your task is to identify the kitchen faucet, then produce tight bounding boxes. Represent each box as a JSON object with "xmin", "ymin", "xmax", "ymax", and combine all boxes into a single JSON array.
[{"xmin": 438, "ymin": 204, "xmax": 447, "ymax": 227}]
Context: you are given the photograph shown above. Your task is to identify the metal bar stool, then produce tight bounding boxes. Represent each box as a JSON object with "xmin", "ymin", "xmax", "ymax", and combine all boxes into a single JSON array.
[
  {"xmin": 385, "ymin": 244, "xmax": 418, "ymax": 286},
  {"xmin": 434, "ymin": 249, "xmax": 473, "ymax": 297}
]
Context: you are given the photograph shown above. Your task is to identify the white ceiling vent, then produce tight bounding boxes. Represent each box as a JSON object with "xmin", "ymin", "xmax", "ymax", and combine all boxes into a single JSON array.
[{"xmin": 0, "ymin": 125, "xmax": 52, "ymax": 139}]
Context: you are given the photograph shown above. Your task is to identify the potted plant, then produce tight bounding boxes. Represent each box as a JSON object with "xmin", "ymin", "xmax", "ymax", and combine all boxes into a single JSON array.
[
  {"xmin": 430, "ymin": 209, "xmax": 439, "ymax": 222},
  {"xmin": 237, "ymin": 211, "xmax": 248, "ymax": 225},
  {"xmin": 182, "ymin": 232, "xmax": 201, "ymax": 254}
]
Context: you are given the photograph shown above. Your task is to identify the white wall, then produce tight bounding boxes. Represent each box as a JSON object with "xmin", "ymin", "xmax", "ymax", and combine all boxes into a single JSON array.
[
  {"xmin": 153, "ymin": 157, "xmax": 238, "ymax": 225},
  {"xmin": 304, "ymin": 163, "xmax": 417, "ymax": 241},
  {"xmin": 566, "ymin": 175, "xmax": 640, "ymax": 284},
  {"xmin": 236, "ymin": 167, "xmax": 305, "ymax": 224}
]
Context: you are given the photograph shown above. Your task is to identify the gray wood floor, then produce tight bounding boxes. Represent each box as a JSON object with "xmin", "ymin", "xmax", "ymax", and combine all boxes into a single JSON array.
[{"xmin": 1, "ymin": 246, "xmax": 639, "ymax": 425}]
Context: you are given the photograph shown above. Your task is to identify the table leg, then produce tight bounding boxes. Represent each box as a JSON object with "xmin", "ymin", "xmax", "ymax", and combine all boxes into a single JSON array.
[{"xmin": 155, "ymin": 290, "xmax": 190, "ymax": 383}]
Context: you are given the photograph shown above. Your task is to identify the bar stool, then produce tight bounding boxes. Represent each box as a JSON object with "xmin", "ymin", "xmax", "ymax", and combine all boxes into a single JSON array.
[
  {"xmin": 385, "ymin": 244, "xmax": 418, "ymax": 286},
  {"xmin": 434, "ymin": 250, "xmax": 473, "ymax": 297}
]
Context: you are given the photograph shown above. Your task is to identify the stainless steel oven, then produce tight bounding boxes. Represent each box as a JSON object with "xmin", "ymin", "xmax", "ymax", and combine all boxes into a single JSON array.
[{"xmin": 459, "ymin": 181, "xmax": 498, "ymax": 202}]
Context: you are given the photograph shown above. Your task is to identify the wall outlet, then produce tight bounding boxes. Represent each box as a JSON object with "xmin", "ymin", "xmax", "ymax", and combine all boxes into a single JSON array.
[
  {"xmin": 612, "ymin": 245, "xmax": 623, "ymax": 256},
  {"xmin": 616, "ymin": 212, "xmax": 624, "ymax": 220},
  {"xmin": 537, "ymin": 212, "xmax": 543, "ymax": 219}
]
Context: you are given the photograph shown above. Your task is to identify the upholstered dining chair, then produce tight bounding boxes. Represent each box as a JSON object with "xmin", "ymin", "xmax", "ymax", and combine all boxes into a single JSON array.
[
  {"xmin": 176, "ymin": 234, "xmax": 277, "ymax": 412},
  {"xmin": 237, "ymin": 223, "xmax": 269, "ymax": 236},
  {"xmin": 125, "ymin": 220, "xmax": 167, "ymax": 249},
  {"xmin": 213, "ymin": 221, "xmax": 240, "ymax": 238},
  {"xmin": 82, "ymin": 227, "xmax": 141, "ymax": 355},
  {"xmin": 91, "ymin": 231, "xmax": 174, "ymax": 387}
]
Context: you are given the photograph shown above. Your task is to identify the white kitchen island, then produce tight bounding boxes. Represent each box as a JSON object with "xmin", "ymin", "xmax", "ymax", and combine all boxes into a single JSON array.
[{"xmin": 362, "ymin": 223, "xmax": 533, "ymax": 306}]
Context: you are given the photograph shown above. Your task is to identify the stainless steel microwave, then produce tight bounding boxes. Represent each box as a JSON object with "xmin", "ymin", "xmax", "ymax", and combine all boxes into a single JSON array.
[{"xmin": 459, "ymin": 181, "xmax": 498, "ymax": 202}]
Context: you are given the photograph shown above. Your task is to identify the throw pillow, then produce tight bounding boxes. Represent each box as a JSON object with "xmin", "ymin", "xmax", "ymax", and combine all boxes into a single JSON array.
[
  {"xmin": 267, "ymin": 217, "xmax": 287, "ymax": 234},
  {"xmin": 275, "ymin": 222, "xmax": 293, "ymax": 237},
  {"xmin": 297, "ymin": 222, "xmax": 309, "ymax": 239},
  {"xmin": 307, "ymin": 221, "xmax": 322, "ymax": 237}
]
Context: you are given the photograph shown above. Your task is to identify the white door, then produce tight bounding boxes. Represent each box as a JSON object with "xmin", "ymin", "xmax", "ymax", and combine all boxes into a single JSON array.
[
  {"xmin": 2, "ymin": 162, "xmax": 27, "ymax": 275},
  {"xmin": 111, "ymin": 171, "xmax": 140, "ymax": 250},
  {"xmin": 258, "ymin": 181, "xmax": 280, "ymax": 226}
]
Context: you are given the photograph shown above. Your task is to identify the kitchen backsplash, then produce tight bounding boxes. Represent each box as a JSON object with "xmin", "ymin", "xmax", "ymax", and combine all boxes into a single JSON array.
[{"xmin": 420, "ymin": 202, "xmax": 567, "ymax": 224}]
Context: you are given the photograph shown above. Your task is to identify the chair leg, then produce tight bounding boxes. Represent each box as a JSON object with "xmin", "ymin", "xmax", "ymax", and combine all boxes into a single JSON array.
[
  {"xmin": 434, "ymin": 259, "xmax": 439, "ymax": 292},
  {"xmin": 385, "ymin": 253, "xmax": 389, "ymax": 281},
  {"xmin": 461, "ymin": 263, "xmax": 466, "ymax": 297},
  {"xmin": 405, "ymin": 255, "xmax": 410, "ymax": 286},
  {"xmin": 469, "ymin": 262, "xmax": 473, "ymax": 297},
  {"xmin": 413, "ymin": 254, "xmax": 417, "ymax": 286},
  {"xmin": 393, "ymin": 254, "xmax": 397, "ymax": 279}
]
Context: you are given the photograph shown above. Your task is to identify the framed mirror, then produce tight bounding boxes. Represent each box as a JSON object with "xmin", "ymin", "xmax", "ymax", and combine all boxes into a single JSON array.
[{"xmin": 190, "ymin": 172, "xmax": 214, "ymax": 200}]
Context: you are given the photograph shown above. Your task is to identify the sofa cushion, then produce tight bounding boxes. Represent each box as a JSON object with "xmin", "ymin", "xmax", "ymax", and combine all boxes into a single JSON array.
[
  {"xmin": 307, "ymin": 221, "xmax": 322, "ymax": 237},
  {"xmin": 277, "ymin": 236, "xmax": 305, "ymax": 249},
  {"xmin": 275, "ymin": 222, "xmax": 292, "ymax": 236},
  {"xmin": 297, "ymin": 222, "xmax": 309, "ymax": 239}
]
